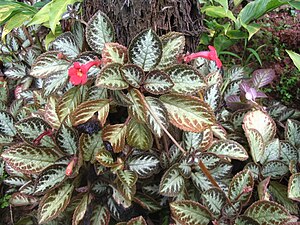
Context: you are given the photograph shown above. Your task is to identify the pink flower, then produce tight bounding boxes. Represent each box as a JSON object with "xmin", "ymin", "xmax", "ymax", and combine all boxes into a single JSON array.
[
  {"xmin": 183, "ymin": 45, "xmax": 222, "ymax": 68},
  {"xmin": 68, "ymin": 58, "xmax": 102, "ymax": 85},
  {"xmin": 65, "ymin": 157, "xmax": 78, "ymax": 176}
]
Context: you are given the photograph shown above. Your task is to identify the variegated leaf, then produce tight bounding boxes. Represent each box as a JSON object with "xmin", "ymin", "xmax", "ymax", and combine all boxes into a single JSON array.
[
  {"xmin": 120, "ymin": 64, "xmax": 144, "ymax": 88},
  {"xmin": 285, "ymin": 119, "xmax": 300, "ymax": 148},
  {"xmin": 127, "ymin": 216, "xmax": 147, "ymax": 225},
  {"xmin": 0, "ymin": 134, "xmax": 13, "ymax": 145},
  {"xmin": 110, "ymin": 185, "xmax": 131, "ymax": 209},
  {"xmin": 96, "ymin": 150, "xmax": 116, "ymax": 167},
  {"xmin": 1, "ymin": 144, "xmax": 60, "ymax": 174},
  {"xmin": 128, "ymin": 154, "xmax": 160, "ymax": 178},
  {"xmin": 38, "ymin": 181, "xmax": 74, "ymax": 224},
  {"xmin": 35, "ymin": 164, "xmax": 66, "ymax": 195},
  {"xmin": 116, "ymin": 178, "xmax": 136, "ymax": 201},
  {"xmin": 4, "ymin": 63, "xmax": 27, "ymax": 79},
  {"xmin": 222, "ymin": 201, "xmax": 241, "ymax": 219},
  {"xmin": 91, "ymin": 205, "xmax": 110, "ymax": 225},
  {"xmin": 224, "ymin": 80, "xmax": 242, "ymax": 99},
  {"xmin": 260, "ymin": 139, "xmax": 280, "ymax": 165},
  {"xmin": 92, "ymin": 180, "xmax": 108, "ymax": 195},
  {"xmin": 244, "ymin": 128, "xmax": 265, "ymax": 164},
  {"xmin": 143, "ymin": 70, "xmax": 173, "ymax": 94},
  {"xmin": 110, "ymin": 90, "xmax": 132, "ymax": 107},
  {"xmin": 75, "ymin": 51, "xmax": 102, "ymax": 78},
  {"xmin": 126, "ymin": 119, "xmax": 153, "ymax": 150},
  {"xmin": 42, "ymin": 69, "xmax": 69, "ymax": 97},
  {"xmin": 227, "ymin": 66, "xmax": 245, "ymax": 82},
  {"xmin": 229, "ymin": 170, "xmax": 254, "ymax": 205},
  {"xmin": 159, "ymin": 164, "xmax": 184, "ymax": 197},
  {"xmin": 231, "ymin": 109, "xmax": 248, "ymax": 130},
  {"xmin": 145, "ymin": 96, "xmax": 169, "ymax": 138},
  {"xmin": 86, "ymin": 11, "xmax": 115, "ymax": 54},
  {"xmin": 166, "ymin": 65, "xmax": 206, "ymax": 95},
  {"xmin": 3, "ymin": 176, "xmax": 28, "ymax": 187},
  {"xmin": 9, "ymin": 100, "xmax": 22, "ymax": 117},
  {"xmin": 20, "ymin": 181, "xmax": 35, "ymax": 195},
  {"xmin": 0, "ymin": 100, "xmax": 6, "ymax": 111},
  {"xmin": 87, "ymin": 86, "xmax": 108, "ymax": 100},
  {"xmin": 183, "ymin": 131, "xmax": 203, "ymax": 152},
  {"xmin": 243, "ymin": 110, "xmax": 276, "ymax": 143},
  {"xmin": 133, "ymin": 193, "xmax": 161, "ymax": 212},
  {"xmin": 71, "ymin": 99, "xmax": 110, "ymax": 126},
  {"xmin": 49, "ymin": 32, "xmax": 80, "ymax": 60},
  {"xmin": 157, "ymin": 32, "xmax": 185, "ymax": 69},
  {"xmin": 72, "ymin": 193, "xmax": 90, "ymax": 225},
  {"xmin": 244, "ymin": 163, "xmax": 260, "ymax": 180},
  {"xmin": 200, "ymin": 153, "xmax": 222, "ymax": 170},
  {"xmin": 117, "ymin": 170, "xmax": 138, "ymax": 188},
  {"xmin": 288, "ymin": 173, "xmax": 300, "ymax": 202},
  {"xmin": 200, "ymin": 128, "xmax": 213, "ymax": 150},
  {"xmin": 96, "ymin": 63, "xmax": 129, "ymax": 90},
  {"xmin": 128, "ymin": 88, "xmax": 147, "ymax": 123},
  {"xmin": 210, "ymin": 162, "xmax": 232, "ymax": 179},
  {"xmin": 211, "ymin": 124, "xmax": 227, "ymax": 140},
  {"xmin": 234, "ymin": 216, "xmax": 259, "ymax": 225},
  {"xmin": 280, "ymin": 141, "xmax": 298, "ymax": 165},
  {"xmin": 45, "ymin": 96, "xmax": 61, "ymax": 129},
  {"xmin": 160, "ymin": 94, "xmax": 215, "ymax": 132},
  {"xmin": 207, "ymin": 140, "xmax": 248, "ymax": 161},
  {"xmin": 201, "ymin": 188, "xmax": 227, "ymax": 218},
  {"xmin": 0, "ymin": 81, "xmax": 8, "ymax": 103},
  {"xmin": 170, "ymin": 200, "xmax": 212, "ymax": 225},
  {"xmin": 55, "ymin": 123, "xmax": 78, "ymax": 155},
  {"xmin": 129, "ymin": 29, "xmax": 162, "ymax": 71},
  {"xmin": 206, "ymin": 70, "xmax": 223, "ymax": 87},
  {"xmin": 72, "ymin": 21, "xmax": 84, "ymax": 51},
  {"xmin": 204, "ymin": 84, "xmax": 221, "ymax": 111},
  {"xmin": 16, "ymin": 117, "xmax": 55, "ymax": 148},
  {"xmin": 80, "ymin": 132, "xmax": 103, "ymax": 163},
  {"xmin": 244, "ymin": 200, "xmax": 293, "ymax": 225},
  {"xmin": 102, "ymin": 124, "xmax": 127, "ymax": 153},
  {"xmin": 0, "ymin": 110, "xmax": 16, "ymax": 136},
  {"xmin": 102, "ymin": 42, "xmax": 128, "ymax": 65},
  {"xmin": 252, "ymin": 69, "xmax": 275, "ymax": 88},
  {"xmin": 261, "ymin": 161, "xmax": 289, "ymax": 179},
  {"xmin": 10, "ymin": 192, "xmax": 38, "ymax": 207},
  {"xmin": 30, "ymin": 51, "xmax": 70, "ymax": 78}
]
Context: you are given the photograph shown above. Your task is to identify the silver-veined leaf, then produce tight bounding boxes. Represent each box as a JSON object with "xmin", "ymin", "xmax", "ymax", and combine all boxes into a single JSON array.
[
  {"xmin": 0, "ymin": 110, "xmax": 16, "ymax": 136},
  {"xmin": 159, "ymin": 164, "xmax": 184, "ymax": 197},
  {"xmin": 160, "ymin": 94, "xmax": 215, "ymax": 132},
  {"xmin": 224, "ymin": 80, "xmax": 242, "ymax": 99},
  {"xmin": 110, "ymin": 90, "xmax": 133, "ymax": 107},
  {"xmin": 260, "ymin": 138, "xmax": 280, "ymax": 165},
  {"xmin": 166, "ymin": 64, "xmax": 206, "ymax": 95},
  {"xmin": 20, "ymin": 181, "xmax": 35, "ymax": 195},
  {"xmin": 86, "ymin": 11, "xmax": 115, "ymax": 54},
  {"xmin": 170, "ymin": 200, "xmax": 212, "ymax": 225},
  {"xmin": 244, "ymin": 128, "xmax": 265, "ymax": 164},
  {"xmin": 157, "ymin": 32, "xmax": 185, "ymax": 69},
  {"xmin": 1, "ymin": 144, "xmax": 60, "ymax": 174},
  {"xmin": 102, "ymin": 42, "xmax": 128, "ymax": 65},
  {"xmin": 55, "ymin": 123, "xmax": 78, "ymax": 155},
  {"xmin": 71, "ymin": 99, "xmax": 110, "ymax": 127},
  {"xmin": 117, "ymin": 170, "xmax": 138, "ymax": 188},
  {"xmin": 244, "ymin": 200, "xmax": 294, "ymax": 225},
  {"xmin": 206, "ymin": 70, "xmax": 223, "ymax": 87},
  {"xmin": 204, "ymin": 84, "xmax": 221, "ymax": 111},
  {"xmin": 4, "ymin": 63, "xmax": 27, "ymax": 79},
  {"xmin": 3, "ymin": 176, "xmax": 28, "ymax": 187},
  {"xmin": 285, "ymin": 119, "xmax": 300, "ymax": 148},
  {"xmin": 182, "ymin": 131, "xmax": 203, "ymax": 152},
  {"xmin": 45, "ymin": 96, "xmax": 61, "ymax": 129},
  {"xmin": 30, "ymin": 51, "xmax": 70, "ymax": 78},
  {"xmin": 244, "ymin": 163, "xmax": 260, "ymax": 180},
  {"xmin": 102, "ymin": 123, "xmax": 127, "ymax": 153},
  {"xmin": 126, "ymin": 119, "xmax": 153, "ymax": 150},
  {"xmin": 133, "ymin": 193, "xmax": 161, "ymax": 212},
  {"xmin": 49, "ymin": 32, "xmax": 80, "ymax": 60},
  {"xmin": 80, "ymin": 132, "xmax": 103, "ymax": 163},
  {"xmin": 127, "ymin": 216, "xmax": 147, "ymax": 225},
  {"xmin": 261, "ymin": 161, "xmax": 289, "ymax": 179},
  {"xmin": 128, "ymin": 88, "xmax": 147, "ymax": 123},
  {"xmin": 10, "ymin": 192, "xmax": 38, "ymax": 207},
  {"xmin": 87, "ymin": 86, "xmax": 108, "ymax": 101},
  {"xmin": 280, "ymin": 141, "xmax": 298, "ymax": 166},
  {"xmin": 201, "ymin": 188, "xmax": 227, "ymax": 218},
  {"xmin": 143, "ymin": 70, "xmax": 173, "ymax": 94},
  {"xmin": 207, "ymin": 140, "xmax": 248, "ymax": 161},
  {"xmin": 91, "ymin": 205, "xmax": 110, "ymax": 225},
  {"xmin": 211, "ymin": 124, "xmax": 227, "ymax": 140},
  {"xmin": 38, "ymin": 180, "xmax": 74, "ymax": 224},
  {"xmin": 120, "ymin": 64, "xmax": 144, "ymax": 88},
  {"xmin": 228, "ymin": 169, "xmax": 254, "ymax": 205},
  {"xmin": 227, "ymin": 66, "xmax": 245, "ymax": 82},
  {"xmin": 252, "ymin": 69, "xmax": 275, "ymax": 89},
  {"xmin": 128, "ymin": 29, "xmax": 162, "ymax": 71},
  {"xmin": 72, "ymin": 21, "xmax": 84, "ymax": 51},
  {"xmin": 96, "ymin": 63, "xmax": 129, "ymax": 90},
  {"xmin": 42, "ymin": 68, "xmax": 69, "ymax": 97},
  {"xmin": 200, "ymin": 128, "xmax": 213, "ymax": 150},
  {"xmin": 234, "ymin": 216, "xmax": 259, "ymax": 225},
  {"xmin": 75, "ymin": 51, "xmax": 102, "ymax": 78},
  {"xmin": 34, "ymin": 164, "xmax": 66, "ymax": 195},
  {"xmin": 72, "ymin": 193, "xmax": 90, "ymax": 225},
  {"xmin": 128, "ymin": 154, "xmax": 160, "ymax": 178},
  {"xmin": 288, "ymin": 173, "xmax": 300, "ymax": 202},
  {"xmin": 96, "ymin": 150, "xmax": 116, "ymax": 167}
]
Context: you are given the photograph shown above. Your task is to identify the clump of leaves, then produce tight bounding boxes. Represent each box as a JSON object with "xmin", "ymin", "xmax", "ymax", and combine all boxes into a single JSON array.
[{"xmin": 0, "ymin": 10, "xmax": 300, "ymax": 225}]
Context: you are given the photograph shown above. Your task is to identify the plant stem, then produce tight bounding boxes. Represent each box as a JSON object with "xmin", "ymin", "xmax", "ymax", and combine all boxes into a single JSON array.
[{"xmin": 198, "ymin": 160, "xmax": 220, "ymax": 188}]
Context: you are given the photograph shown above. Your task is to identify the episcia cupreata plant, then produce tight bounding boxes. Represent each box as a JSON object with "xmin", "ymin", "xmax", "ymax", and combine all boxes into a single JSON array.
[{"xmin": 0, "ymin": 9, "xmax": 300, "ymax": 225}]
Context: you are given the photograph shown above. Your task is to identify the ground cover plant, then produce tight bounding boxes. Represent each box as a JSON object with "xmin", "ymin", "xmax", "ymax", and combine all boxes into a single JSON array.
[{"xmin": 0, "ymin": 5, "xmax": 300, "ymax": 225}]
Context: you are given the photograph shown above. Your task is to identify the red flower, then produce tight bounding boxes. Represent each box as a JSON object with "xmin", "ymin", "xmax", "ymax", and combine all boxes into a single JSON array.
[
  {"xmin": 183, "ymin": 45, "xmax": 222, "ymax": 68},
  {"xmin": 68, "ymin": 59, "xmax": 102, "ymax": 85}
]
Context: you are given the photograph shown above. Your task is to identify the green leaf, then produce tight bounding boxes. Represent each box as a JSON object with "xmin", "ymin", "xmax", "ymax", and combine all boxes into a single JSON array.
[
  {"xmin": 0, "ymin": 110, "xmax": 16, "ymax": 137},
  {"xmin": 10, "ymin": 192, "xmax": 38, "ymax": 207},
  {"xmin": 96, "ymin": 63, "xmax": 129, "ymax": 90},
  {"xmin": 244, "ymin": 200, "xmax": 293, "ymax": 225},
  {"xmin": 27, "ymin": 0, "xmax": 51, "ymax": 26},
  {"xmin": 242, "ymin": 22, "xmax": 260, "ymax": 40},
  {"xmin": 72, "ymin": 193, "xmax": 90, "ymax": 225},
  {"xmin": 260, "ymin": 138, "xmax": 280, "ymax": 164},
  {"xmin": 159, "ymin": 164, "xmax": 185, "ymax": 197},
  {"xmin": 86, "ymin": 10, "xmax": 115, "ymax": 54},
  {"xmin": 285, "ymin": 119, "xmax": 300, "ymax": 149},
  {"xmin": 166, "ymin": 65, "xmax": 206, "ymax": 95},
  {"xmin": 286, "ymin": 50, "xmax": 300, "ymax": 71},
  {"xmin": 80, "ymin": 132, "xmax": 103, "ymax": 163},
  {"xmin": 143, "ymin": 70, "xmax": 173, "ymax": 95},
  {"xmin": 127, "ymin": 216, "xmax": 147, "ymax": 225},
  {"xmin": 49, "ymin": 32, "xmax": 80, "ymax": 60},
  {"xmin": 38, "ymin": 180, "xmax": 74, "ymax": 224},
  {"xmin": 288, "ymin": 173, "xmax": 300, "ymax": 202},
  {"xmin": 91, "ymin": 205, "xmax": 110, "ymax": 225},
  {"xmin": 234, "ymin": 216, "xmax": 259, "ymax": 225},
  {"xmin": 55, "ymin": 123, "xmax": 78, "ymax": 155},
  {"xmin": 128, "ymin": 88, "xmax": 147, "ymax": 123},
  {"xmin": 202, "ymin": 6, "xmax": 236, "ymax": 21},
  {"xmin": 96, "ymin": 150, "xmax": 115, "ymax": 167},
  {"xmin": 129, "ymin": 29, "xmax": 162, "ymax": 71},
  {"xmin": 207, "ymin": 140, "xmax": 248, "ymax": 161},
  {"xmin": 30, "ymin": 51, "xmax": 70, "ymax": 78},
  {"xmin": 120, "ymin": 64, "xmax": 144, "ymax": 88},
  {"xmin": 1, "ymin": 144, "xmax": 60, "ymax": 174},
  {"xmin": 229, "ymin": 170, "xmax": 254, "ymax": 205},
  {"xmin": 87, "ymin": 86, "xmax": 108, "ymax": 101},
  {"xmin": 261, "ymin": 161, "xmax": 289, "ymax": 179},
  {"xmin": 160, "ymin": 94, "xmax": 215, "ymax": 132},
  {"xmin": 170, "ymin": 200, "xmax": 212, "ymax": 225},
  {"xmin": 133, "ymin": 193, "xmax": 161, "ymax": 212},
  {"xmin": 126, "ymin": 119, "xmax": 153, "ymax": 150},
  {"xmin": 244, "ymin": 128, "xmax": 265, "ymax": 164},
  {"xmin": 0, "ymin": 82, "xmax": 8, "ymax": 103},
  {"xmin": 117, "ymin": 170, "xmax": 138, "ymax": 188},
  {"xmin": 71, "ymin": 99, "xmax": 110, "ymax": 127},
  {"xmin": 145, "ymin": 97, "xmax": 169, "ymax": 138},
  {"xmin": 34, "ymin": 164, "xmax": 66, "ymax": 195},
  {"xmin": 157, "ymin": 32, "xmax": 185, "ymax": 69},
  {"xmin": 102, "ymin": 123, "xmax": 127, "ymax": 153},
  {"xmin": 128, "ymin": 153, "xmax": 160, "ymax": 178},
  {"xmin": 201, "ymin": 188, "xmax": 227, "ymax": 218},
  {"xmin": 280, "ymin": 141, "xmax": 298, "ymax": 166}
]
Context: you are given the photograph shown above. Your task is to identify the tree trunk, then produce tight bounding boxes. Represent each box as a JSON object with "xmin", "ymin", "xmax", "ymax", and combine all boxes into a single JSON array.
[{"xmin": 83, "ymin": 0, "xmax": 204, "ymax": 52}]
